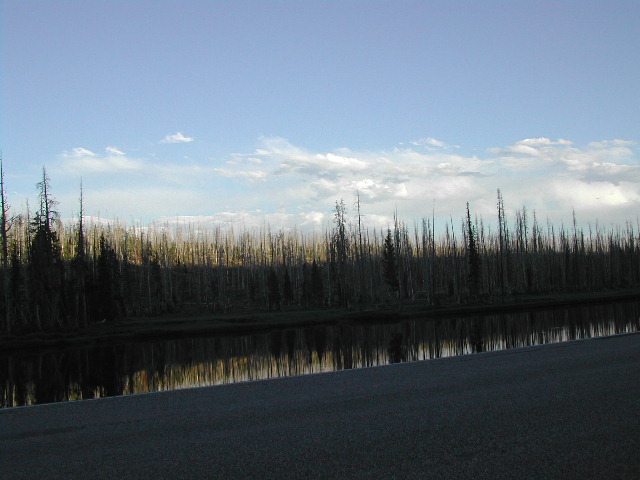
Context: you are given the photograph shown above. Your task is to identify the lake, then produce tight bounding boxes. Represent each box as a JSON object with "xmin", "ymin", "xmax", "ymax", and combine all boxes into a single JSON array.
[{"xmin": 2, "ymin": 299, "xmax": 639, "ymax": 408}]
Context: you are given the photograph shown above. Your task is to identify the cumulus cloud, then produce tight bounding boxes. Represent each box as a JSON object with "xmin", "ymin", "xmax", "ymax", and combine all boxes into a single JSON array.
[
  {"xmin": 518, "ymin": 137, "xmax": 572, "ymax": 147},
  {"xmin": 489, "ymin": 138, "xmax": 566, "ymax": 167},
  {"xmin": 580, "ymin": 162, "xmax": 640, "ymax": 185},
  {"xmin": 491, "ymin": 137, "xmax": 639, "ymax": 179},
  {"xmin": 160, "ymin": 132, "xmax": 194, "ymax": 143},
  {"xmin": 238, "ymin": 137, "xmax": 500, "ymax": 223},
  {"xmin": 304, "ymin": 178, "xmax": 385, "ymax": 201},
  {"xmin": 278, "ymin": 152, "xmax": 368, "ymax": 177},
  {"xmin": 474, "ymin": 137, "xmax": 640, "ymax": 227},
  {"xmin": 550, "ymin": 178, "xmax": 639, "ymax": 209},
  {"xmin": 52, "ymin": 136, "xmax": 639, "ymax": 233},
  {"xmin": 349, "ymin": 178, "xmax": 405, "ymax": 200},
  {"xmin": 254, "ymin": 137, "xmax": 369, "ymax": 180}
]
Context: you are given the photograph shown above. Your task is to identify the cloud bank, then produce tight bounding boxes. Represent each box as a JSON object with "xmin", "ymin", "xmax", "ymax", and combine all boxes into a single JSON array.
[{"xmin": 54, "ymin": 136, "xmax": 639, "ymax": 232}]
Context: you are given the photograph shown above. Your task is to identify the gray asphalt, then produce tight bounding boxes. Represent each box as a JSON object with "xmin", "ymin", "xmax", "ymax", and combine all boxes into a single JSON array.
[{"xmin": 1, "ymin": 334, "xmax": 639, "ymax": 479}]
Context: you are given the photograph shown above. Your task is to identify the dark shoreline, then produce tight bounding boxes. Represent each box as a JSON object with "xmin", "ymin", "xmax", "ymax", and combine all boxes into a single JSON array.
[{"xmin": 1, "ymin": 287, "xmax": 639, "ymax": 353}]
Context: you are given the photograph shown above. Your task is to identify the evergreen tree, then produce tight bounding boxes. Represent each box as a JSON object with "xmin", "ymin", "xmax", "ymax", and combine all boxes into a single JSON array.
[
  {"xmin": 10, "ymin": 246, "xmax": 26, "ymax": 329},
  {"xmin": 466, "ymin": 203, "xmax": 481, "ymax": 300},
  {"xmin": 95, "ymin": 234, "xmax": 120, "ymax": 322},
  {"xmin": 382, "ymin": 228, "xmax": 399, "ymax": 293},
  {"xmin": 71, "ymin": 181, "xmax": 88, "ymax": 327},
  {"xmin": 332, "ymin": 199, "xmax": 349, "ymax": 306},
  {"xmin": 354, "ymin": 190, "xmax": 367, "ymax": 306},
  {"xmin": 282, "ymin": 268, "xmax": 294, "ymax": 304},
  {"xmin": 267, "ymin": 268, "xmax": 281, "ymax": 310},
  {"xmin": 310, "ymin": 260, "xmax": 324, "ymax": 307},
  {"xmin": 29, "ymin": 167, "xmax": 63, "ymax": 330}
]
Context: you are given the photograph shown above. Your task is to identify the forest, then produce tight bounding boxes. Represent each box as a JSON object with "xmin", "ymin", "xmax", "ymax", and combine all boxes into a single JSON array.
[{"xmin": 1, "ymin": 166, "xmax": 639, "ymax": 336}]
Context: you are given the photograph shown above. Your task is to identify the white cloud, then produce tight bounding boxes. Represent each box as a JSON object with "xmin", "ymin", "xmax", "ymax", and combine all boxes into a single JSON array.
[
  {"xmin": 212, "ymin": 168, "xmax": 267, "ymax": 181},
  {"xmin": 491, "ymin": 137, "xmax": 639, "ymax": 179},
  {"xmin": 519, "ymin": 137, "xmax": 562, "ymax": 147},
  {"xmin": 106, "ymin": 146, "xmax": 125, "ymax": 155},
  {"xmin": 50, "ymin": 136, "xmax": 639, "ymax": 234},
  {"xmin": 240, "ymin": 138, "xmax": 497, "ymax": 221},
  {"xmin": 225, "ymin": 153, "xmax": 263, "ymax": 165},
  {"xmin": 588, "ymin": 139, "xmax": 635, "ymax": 149},
  {"xmin": 581, "ymin": 162, "xmax": 640, "ymax": 184},
  {"xmin": 160, "ymin": 132, "xmax": 194, "ymax": 144},
  {"xmin": 409, "ymin": 137, "xmax": 460, "ymax": 150},
  {"xmin": 60, "ymin": 148, "xmax": 144, "ymax": 174},
  {"xmin": 490, "ymin": 137, "xmax": 572, "ymax": 157},
  {"xmin": 258, "ymin": 138, "xmax": 368, "ymax": 179},
  {"xmin": 255, "ymin": 136, "xmax": 305, "ymax": 157},
  {"xmin": 324, "ymin": 153, "xmax": 368, "ymax": 170},
  {"xmin": 70, "ymin": 147, "xmax": 96, "ymax": 157},
  {"xmin": 551, "ymin": 178, "xmax": 639, "ymax": 209},
  {"xmin": 157, "ymin": 210, "xmax": 330, "ymax": 232},
  {"xmin": 427, "ymin": 137, "xmax": 446, "ymax": 147},
  {"xmin": 350, "ymin": 178, "xmax": 399, "ymax": 200}
]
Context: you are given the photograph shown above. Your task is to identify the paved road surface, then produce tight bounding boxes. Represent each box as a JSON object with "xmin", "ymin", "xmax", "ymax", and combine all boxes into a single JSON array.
[{"xmin": 2, "ymin": 334, "xmax": 639, "ymax": 479}]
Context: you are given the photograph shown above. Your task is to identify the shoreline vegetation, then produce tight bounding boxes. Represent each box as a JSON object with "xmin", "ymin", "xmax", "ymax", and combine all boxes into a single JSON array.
[
  {"xmin": 0, "ymin": 166, "xmax": 639, "ymax": 350},
  {"xmin": 2, "ymin": 287, "xmax": 640, "ymax": 352}
]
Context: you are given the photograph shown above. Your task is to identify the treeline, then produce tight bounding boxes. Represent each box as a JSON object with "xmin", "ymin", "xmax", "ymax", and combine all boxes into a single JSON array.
[{"xmin": 1, "ymin": 167, "xmax": 639, "ymax": 335}]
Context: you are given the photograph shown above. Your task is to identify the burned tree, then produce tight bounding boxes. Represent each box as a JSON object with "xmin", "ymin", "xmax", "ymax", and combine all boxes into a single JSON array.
[{"xmin": 29, "ymin": 167, "xmax": 64, "ymax": 330}]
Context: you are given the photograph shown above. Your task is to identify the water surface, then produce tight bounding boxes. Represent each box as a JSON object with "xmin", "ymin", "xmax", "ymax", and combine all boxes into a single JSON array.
[{"xmin": 2, "ymin": 300, "xmax": 639, "ymax": 408}]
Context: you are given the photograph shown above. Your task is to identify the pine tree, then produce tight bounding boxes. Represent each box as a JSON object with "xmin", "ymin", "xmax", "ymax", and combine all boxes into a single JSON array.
[
  {"xmin": 29, "ymin": 167, "xmax": 63, "ymax": 330},
  {"xmin": 95, "ymin": 234, "xmax": 120, "ymax": 322},
  {"xmin": 267, "ymin": 268, "xmax": 281, "ymax": 310},
  {"xmin": 332, "ymin": 199, "xmax": 349, "ymax": 306},
  {"xmin": 466, "ymin": 203, "xmax": 481, "ymax": 300},
  {"xmin": 310, "ymin": 260, "xmax": 324, "ymax": 307},
  {"xmin": 382, "ymin": 228, "xmax": 399, "ymax": 293},
  {"xmin": 72, "ymin": 181, "xmax": 88, "ymax": 327},
  {"xmin": 354, "ymin": 190, "xmax": 368, "ymax": 307},
  {"xmin": 282, "ymin": 268, "xmax": 294, "ymax": 304}
]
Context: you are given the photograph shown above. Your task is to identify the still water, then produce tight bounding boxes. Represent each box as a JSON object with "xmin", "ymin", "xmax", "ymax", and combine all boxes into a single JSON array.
[{"xmin": 2, "ymin": 300, "xmax": 639, "ymax": 408}]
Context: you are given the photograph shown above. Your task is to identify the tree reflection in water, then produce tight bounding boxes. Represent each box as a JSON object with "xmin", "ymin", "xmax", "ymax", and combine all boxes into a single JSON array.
[{"xmin": 2, "ymin": 300, "xmax": 639, "ymax": 408}]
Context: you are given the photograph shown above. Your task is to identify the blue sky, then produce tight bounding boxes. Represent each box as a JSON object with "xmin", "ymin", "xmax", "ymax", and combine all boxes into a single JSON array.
[{"xmin": 1, "ymin": 1, "xmax": 639, "ymax": 232}]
